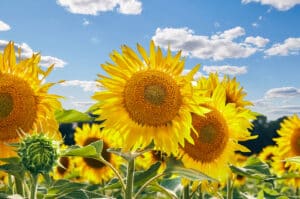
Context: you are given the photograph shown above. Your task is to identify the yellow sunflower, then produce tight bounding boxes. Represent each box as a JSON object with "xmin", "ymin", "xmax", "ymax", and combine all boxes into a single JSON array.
[
  {"xmin": 92, "ymin": 41, "xmax": 209, "ymax": 154},
  {"xmin": 0, "ymin": 42, "xmax": 62, "ymax": 158},
  {"xmin": 232, "ymin": 153, "xmax": 248, "ymax": 187},
  {"xmin": 135, "ymin": 150, "xmax": 167, "ymax": 174},
  {"xmin": 258, "ymin": 145, "xmax": 277, "ymax": 164},
  {"xmin": 178, "ymin": 85, "xmax": 255, "ymax": 181},
  {"xmin": 273, "ymin": 114, "xmax": 300, "ymax": 187},
  {"xmin": 197, "ymin": 73, "xmax": 253, "ymax": 109},
  {"xmin": 74, "ymin": 124, "xmax": 122, "ymax": 184}
]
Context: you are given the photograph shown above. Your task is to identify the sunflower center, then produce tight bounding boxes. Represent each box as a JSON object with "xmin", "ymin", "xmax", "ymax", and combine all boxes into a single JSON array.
[
  {"xmin": 290, "ymin": 128, "xmax": 300, "ymax": 155},
  {"xmin": 83, "ymin": 137, "xmax": 111, "ymax": 169},
  {"xmin": 0, "ymin": 93, "xmax": 13, "ymax": 118},
  {"xmin": 124, "ymin": 70, "xmax": 182, "ymax": 126},
  {"xmin": 144, "ymin": 85, "xmax": 166, "ymax": 105},
  {"xmin": 181, "ymin": 109, "xmax": 229, "ymax": 163},
  {"xmin": 57, "ymin": 157, "xmax": 69, "ymax": 175},
  {"xmin": 0, "ymin": 74, "xmax": 37, "ymax": 140}
]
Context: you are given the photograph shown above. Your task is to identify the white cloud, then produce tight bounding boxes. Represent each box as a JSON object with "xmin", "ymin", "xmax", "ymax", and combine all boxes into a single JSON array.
[
  {"xmin": 264, "ymin": 38, "xmax": 300, "ymax": 56},
  {"xmin": 252, "ymin": 22, "xmax": 258, "ymax": 28},
  {"xmin": 265, "ymin": 87, "xmax": 300, "ymax": 99},
  {"xmin": 203, "ymin": 65, "xmax": 247, "ymax": 75},
  {"xmin": 60, "ymin": 80, "xmax": 102, "ymax": 92},
  {"xmin": 0, "ymin": 40, "xmax": 66, "ymax": 68},
  {"xmin": 245, "ymin": 36, "xmax": 270, "ymax": 47},
  {"xmin": 242, "ymin": 0, "xmax": 300, "ymax": 11},
  {"xmin": 0, "ymin": 20, "xmax": 10, "ymax": 31},
  {"xmin": 72, "ymin": 101, "xmax": 95, "ymax": 110},
  {"xmin": 82, "ymin": 18, "xmax": 90, "ymax": 26},
  {"xmin": 56, "ymin": 0, "xmax": 142, "ymax": 15},
  {"xmin": 152, "ymin": 27, "xmax": 257, "ymax": 61}
]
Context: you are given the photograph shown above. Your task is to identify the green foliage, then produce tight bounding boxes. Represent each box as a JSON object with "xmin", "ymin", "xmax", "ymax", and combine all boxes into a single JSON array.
[{"xmin": 55, "ymin": 109, "xmax": 93, "ymax": 123}]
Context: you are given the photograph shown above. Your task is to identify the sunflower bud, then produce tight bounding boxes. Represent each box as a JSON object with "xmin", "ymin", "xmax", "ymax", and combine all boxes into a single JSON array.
[{"xmin": 18, "ymin": 134, "xmax": 58, "ymax": 175}]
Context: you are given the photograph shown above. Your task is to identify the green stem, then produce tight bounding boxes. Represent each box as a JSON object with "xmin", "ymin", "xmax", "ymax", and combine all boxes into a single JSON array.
[
  {"xmin": 198, "ymin": 185, "xmax": 203, "ymax": 199},
  {"xmin": 99, "ymin": 157, "xmax": 126, "ymax": 192},
  {"xmin": 134, "ymin": 173, "xmax": 164, "ymax": 198},
  {"xmin": 15, "ymin": 177, "xmax": 24, "ymax": 196},
  {"xmin": 125, "ymin": 157, "xmax": 135, "ymax": 199},
  {"xmin": 226, "ymin": 177, "xmax": 233, "ymax": 199},
  {"xmin": 183, "ymin": 184, "xmax": 189, "ymax": 199},
  {"xmin": 30, "ymin": 174, "xmax": 38, "ymax": 199}
]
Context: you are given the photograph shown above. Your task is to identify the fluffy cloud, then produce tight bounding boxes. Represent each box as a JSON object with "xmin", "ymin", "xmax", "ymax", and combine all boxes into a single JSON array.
[
  {"xmin": 61, "ymin": 80, "xmax": 102, "ymax": 92},
  {"xmin": 203, "ymin": 65, "xmax": 247, "ymax": 75},
  {"xmin": 152, "ymin": 27, "xmax": 257, "ymax": 61},
  {"xmin": 56, "ymin": 0, "xmax": 142, "ymax": 15},
  {"xmin": 245, "ymin": 36, "xmax": 269, "ymax": 47},
  {"xmin": 0, "ymin": 20, "xmax": 10, "ymax": 31},
  {"xmin": 264, "ymin": 38, "xmax": 300, "ymax": 56},
  {"xmin": 0, "ymin": 40, "xmax": 66, "ymax": 68},
  {"xmin": 265, "ymin": 87, "xmax": 300, "ymax": 98},
  {"xmin": 242, "ymin": 0, "xmax": 300, "ymax": 11}
]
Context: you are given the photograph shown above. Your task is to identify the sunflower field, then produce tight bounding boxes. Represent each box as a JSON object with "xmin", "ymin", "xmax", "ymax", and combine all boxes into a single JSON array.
[{"xmin": 1, "ymin": 41, "xmax": 300, "ymax": 199}]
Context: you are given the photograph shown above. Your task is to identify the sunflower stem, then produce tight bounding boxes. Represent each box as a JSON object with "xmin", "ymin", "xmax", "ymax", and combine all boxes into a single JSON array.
[
  {"xmin": 99, "ymin": 157, "xmax": 126, "ymax": 192},
  {"xmin": 15, "ymin": 177, "xmax": 24, "ymax": 196},
  {"xmin": 226, "ymin": 177, "xmax": 233, "ymax": 199},
  {"xmin": 134, "ymin": 173, "xmax": 164, "ymax": 198},
  {"xmin": 30, "ymin": 174, "xmax": 38, "ymax": 199},
  {"xmin": 125, "ymin": 156, "xmax": 135, "ymax": 199},
  {"xmin": 183, "ymin": 184, "xmax": 190, "ymax": 199}
]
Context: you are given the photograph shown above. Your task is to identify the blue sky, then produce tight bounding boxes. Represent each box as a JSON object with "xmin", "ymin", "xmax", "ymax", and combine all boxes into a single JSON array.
[{"xmin": 0, "ymin": 0, "xmax": 300, "ymax": 120}]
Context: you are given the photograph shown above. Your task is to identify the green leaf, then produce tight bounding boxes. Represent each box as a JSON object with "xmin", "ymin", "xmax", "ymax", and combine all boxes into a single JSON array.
[
  {"xmin": 61, "ymin": 140, "xmax": 103, "ymax": 159},
  {"xmin": 55, "ymin": 109, "xmax": 93, "ymax": 123},
  {"xmin": 45, "ymin": 179, "xmax": 87, "ymax": 199},
  {"xmin": 103, "ymin": 162, "xmax": 161, "ymax": 190},
  {"xmin": 285, "ymin": 156, "xmax": 300, "ymax": 164},
  {"xmin": 164, "ymin": 166, "xmax": 217, "ymax": 182},
  {"xmin": 0, "ymin": 157, "xmax": 20, "ymax": 164}
]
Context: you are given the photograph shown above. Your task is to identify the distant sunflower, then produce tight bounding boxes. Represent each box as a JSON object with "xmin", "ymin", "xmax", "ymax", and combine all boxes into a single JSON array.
[
  {"xmin": 0, "ymin": 42, "xmax": 62, "ymax": 158},
  {"xmin": 136, "ymin": 150, "xmax": 168, "ymax": 174},
  {"xmin": 258, "ymin": 145, "xmax": 277, "ymax": 164},
  {"xmin": 92, "ymin": 41, "xmax": 209, "ymax": 154},
  {"xmin": 74, "ymin": 124, "xmax": 122, "ymax": 184},
  {"xmin": 179, "ymin": 85, "xmax": 254, "ymax": 181},
  {"xmin": 273, "ymin": 114, "xmax": 300, "ymax": 187},
  {"xmin": 198, "ymin": 73, "xmax": 253, "ymax": 109}
]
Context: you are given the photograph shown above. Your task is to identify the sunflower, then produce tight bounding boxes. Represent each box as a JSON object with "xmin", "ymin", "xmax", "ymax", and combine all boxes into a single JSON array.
[
  {"xmin": 74, "ymin": 124, "xmax": 122, "ymax": 184},
  {"xmin": 178, "ymin": 85, "xmax": 255, "ymax": 181},
  {"xmin": 0, "ymin": 42, "xmax": 62, "ymax": 158},
  {"xmin": 135, "ymin": 150, "xmax": 168, "ymax": 174},
  {"xmin": 258, "ymin": 145, "xmax": 277, "ymax": 165},
  {"xmin": 92, "ymin": 41, "xmax": 209, "ymax": 154},
  {"xmin": 232, "ymin": 153, "xmax": 248, "ymax": 187},
  {"xmin": 273, "ymin": 114, "xmax": 300, "ymax": 187},
  {"xmin": 197, "ymin": 73, "xmax": 253, "ymax": 109}
]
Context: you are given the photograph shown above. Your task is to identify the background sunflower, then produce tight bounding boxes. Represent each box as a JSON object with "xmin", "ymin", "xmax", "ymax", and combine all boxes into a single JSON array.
[{"xmin": 74, "ymin": 124, "xmax": 122, "ymax": 184}]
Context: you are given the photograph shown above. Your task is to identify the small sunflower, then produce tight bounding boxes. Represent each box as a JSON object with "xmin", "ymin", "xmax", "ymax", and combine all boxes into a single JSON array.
[
  {"xmin": 198, "ymin": 73, "xmax": 253, "ymax": 109},
  {"xmin": 258, "ymin": 145, "xmax": 277, "ymax": 164},
  {"xmin": 92, "ymin": 41, "xmax": 209, "ymax": 154},
  {"xmin": 273, "ymin": 114, "xmax": 300, "ymax": 187},
  {"xmin": 74, "ymin": 124, "xmax": 122, "ymax": 184},
  {"xmin": 0, "ymin": 42, "xmax": 62, "ymax": 158},
  {"xmin": 52, "ymin": 145, "xmax": 76, "ymax": 180},
  {"xmin": 179, "ymin": 85, "xmax": 254, "ymax": 181},
  {"xmin": 136, "ymin": 150, "xmax": 168, "ymax": 174}
]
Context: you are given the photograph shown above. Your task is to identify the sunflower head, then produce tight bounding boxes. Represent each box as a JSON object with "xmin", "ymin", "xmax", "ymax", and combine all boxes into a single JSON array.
[
  {"xmin": 18, "ymin": 134, "xmax": 59, "ymax": 175},
  {"xmin": 92, "ymin": 40, "xmax": 209, "ymax": 154},
  {"xmin": 0, "ymin": 41, "xmax": 62, "ymax": 158},
  {"xmin": 74, "ymin": 124, "xmax": 122, "ymax": 183},
  {"xmin": 178, "ymin": 85, "xmax": 255, "ymax": 180}
]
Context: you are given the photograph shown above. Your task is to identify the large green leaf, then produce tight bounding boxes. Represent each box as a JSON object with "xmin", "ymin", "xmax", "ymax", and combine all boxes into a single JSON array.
[
  {"xmin": 61, "ymin": 140, "xmax": 103, "ymax": 159},
  {"xmin": 55, "ymin": 109, "xmax": 93, "ymax": 123}
]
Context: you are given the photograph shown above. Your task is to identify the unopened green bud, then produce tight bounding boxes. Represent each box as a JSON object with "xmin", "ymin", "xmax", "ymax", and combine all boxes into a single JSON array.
[{"xmin": 18, "ymin": 134, "xmax": 58, "ymax": 175}]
